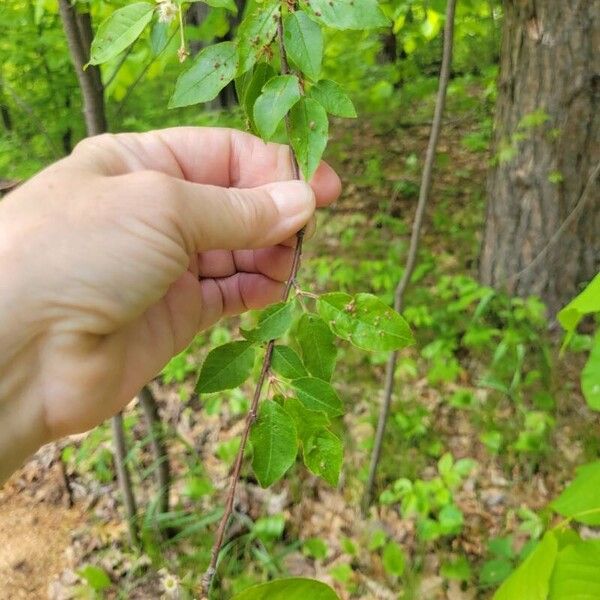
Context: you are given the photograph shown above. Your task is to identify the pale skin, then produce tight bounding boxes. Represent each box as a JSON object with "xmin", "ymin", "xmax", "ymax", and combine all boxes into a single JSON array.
[{"xmin": 0, "ymin": 127, "xmax": 341, "ymax": 483}]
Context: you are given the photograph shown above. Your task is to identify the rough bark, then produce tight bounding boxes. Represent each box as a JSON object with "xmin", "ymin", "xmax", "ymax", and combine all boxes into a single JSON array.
[
  {"xmin": 480, "ymin": 0, "xmax": 600, "ymax": 315},
  {"xmin": 58, "ymin": 0, "xmax": 107, "ymax": 136}
]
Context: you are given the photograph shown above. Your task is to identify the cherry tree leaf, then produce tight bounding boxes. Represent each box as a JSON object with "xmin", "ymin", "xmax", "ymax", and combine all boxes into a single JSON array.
[
  {"xmin": 309, "ymin": 79, "xmax": 357, "ymax": 118},
  {"xmin": 582, "ymin": 332, "xmax": 600, "ymax": 411},
  {"xmin": 250, "ymin": 400, "xmax": 298, "ymax": 487},
  {"xmin": 551, "ymin": 461, "xmax": 600, "ymax": 525},
  {"xmin": 291, "ymin": 377, "xmax": 343, "ymax": 417},
  {"xmin": 284, "ymin": 398, "xmax": 330, "ymax": 443},
  {"xmin": 198, "ymin": 0, "xmax": 238, "ymax": 12},
  {"xmin": 169, "ymin": 42, "xmax": 238, "ymax": 108},
  {"xmin": 317, "ymin": 292, "xmax": 414, "ymax": 351},
  {"xmin": 253, "ymin": 75, "xmax": 302, "ymax": 140},
  {"xmin": 237, "ymin": 0, "xmax": 280, "ymax": 74},
  {"xmin": 272, "ymin": 346, "xmax": 308, "ymax": 380},
  {"xmin": 90, "ymin": 2, "xmax": 155, "ymax": 65},
  {"xmin": 241, "ymin": 301, "xmax": 296, "ymax": 343},
  {"xmin": 294, "ymin": 314, "xmax": 337, "ymax": 381},
  {"xmin": 304, "ymin": 429, "xmax": 343, "ymax": 486},
  {"xmin": 196, "ymin": 341, "xmax": 255, "ymax": 394},
  {"xmin": 289, "ymin": 97, "xmax": 329, "ymax": 180},
  {"xmin": 304, "ymin": 0, "xmax": 389, "ymax": 30},
  {"xmin": 549, "ymin": 540, "xmax": 600, "ymax": 600},
  {"xmin": 237, "ymin": 62, "xmax": 276, "ymax": 130},
  {"xmin": 149, "ymin": 21, "xmax": 169, "ymax": 56},
  {"xmin": 283, "ymin": 11, "xmax": 323, "ymax": 81},
  {"xmin": 231, "ymin": 578, "xmax": 339, "ymax": 600}
]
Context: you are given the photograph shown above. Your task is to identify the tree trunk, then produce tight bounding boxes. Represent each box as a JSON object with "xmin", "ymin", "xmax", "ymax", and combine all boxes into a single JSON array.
[
  {"xmin": 480, "ymin": 0, "xmax": 599, "ymax": 315},
  {"xmin": 58, "ymin": 0, "xmax": 107, "ymax": 136}
]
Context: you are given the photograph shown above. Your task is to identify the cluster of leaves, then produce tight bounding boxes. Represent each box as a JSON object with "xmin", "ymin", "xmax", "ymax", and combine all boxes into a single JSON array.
[
  {"xmin": 379, "ymin": 451, "xmax": 476, "ymax": 541},
  {"xmin": 196, "ymin": 292, "xmax": 413, "ymax": 488}
]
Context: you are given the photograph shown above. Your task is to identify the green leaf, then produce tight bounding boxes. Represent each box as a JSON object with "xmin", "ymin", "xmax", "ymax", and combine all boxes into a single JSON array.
[
  {"xmin": 169, "ymin": 41, "xmax": 238, "ymax": 108},
  {"xmin": 304, "ymin": 429, "xmax": 343, "ymax": 485},
  {"xmin": 303, "ymin": 538, "xmax": 329, "ymax": 560},
  {"xmin": 480, "ymin": 559, "xmax": 513, "ymax": 587},
  {"xmin": 493, "ymin": 532, "xmax": 558, "ymax": 600},
  {"xmin": 582, "ymin": 331, "xmax": 600, "ymax": 411},
  {"xmin": 283, "ymin": 398, "xmax": 330, "ymax": 443},
  {"xmin": 283, "ymin": 11, "xmax": 323, "ymax": 81},
  {"xmin": 236, "ymin": 0, "xmax": 280, "ymax": 74},
  {"xmin": 304, "ymin": 0, "xmax": 389, "ymax": 30},
  {"xmin": 241, "ymin": 301, "xmax": 295, "ymax": 343},
  {"xmin": 289, "ymin": 97, "xmax": 329, "ymax": 180},
  {"xmin": 317, "ymin": 292, "xmax": 414, "ymax": 352},
  {"xmin": 78, "ymin": 565, "xmax": 111, "ymax": 591},
  {"xmin": 196, "ymin": 341, "xmax": 255, "ymax": 394},
  {"xmin": 551, "ymin": 461, "xmax": 600, "ymax": 525},
  {"xmin": 295, "ymin": 314, "xmax": 337, "ymax": 381},
  {"xmin": 231, "ymin": 577, "xmax": 339, "ymax": 600},
  {"xmin": 272, "ymin": 346, "xmax": 308, "ymax": 379},
  {"xmin": 253, "ymin": 75, "xmax": 302, "ymax": 140},
  {"xmin": 238, "ymin": 62, "xmax": 276, "ymax": 130},
  {"xmin": 250, "ymin": 400, "xmax": 298, "ymax": 487},
  {"xmin": 309, "ymin": 80, "xmax": 356, "ymax": 118},
  {"xmin": 382, "ymin": 541, "xmax": 405, "ymax": 577},
  {"xmin": 441, "ymin": 556, "xmax": 472, "ymax": 582},
  {"xmin": 90, "ymin": 3, "xmax": 155, "ymax": 65},
  {"xmin": 558, "ymin": 273, "xmax": 600, "ymax": 333},
  {"xmin": 549, "ymin": 540, "xmax": 600, "ymax": 599},
  {"xmin": 291, "ymin": 377, "xmax": 344, "ymax": 417},
  {"xmin": 202, "ymin": 0, "xmax": 238, "ymax": 12},
  {"xmin": 149, "ymin": 20, "xmax": 169, "ymax": 56}
]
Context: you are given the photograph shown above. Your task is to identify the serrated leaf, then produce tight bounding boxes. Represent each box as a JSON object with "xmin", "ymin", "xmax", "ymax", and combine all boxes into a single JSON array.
[
  {"xmin": 493, "ymin": 532, "xmax": 558, "ymax": 600},
  {"xmin": 558, "ymin": 273, "xmax": 600, "ymax": 334},
  {"xmin": 241, "ymin": 301, "xmax": 295, "ymax": 343},
  {"xmin": 304, "ymin": 429, "xmax": 343, "ymax": 486},
  {"xmin": 169, "ymin": 41, "xmax": 238, "ymax": 108},
  {"xmin": 236, "ymin": 0, "xmax": 280, "ymax": 74},
  {"xmin": 295, "ymin": 314, "xmax": 337, "ymax": 381},
  {"xmin": 551, "ymin": 461, "xmax": 600, "ymax": 525},
  {"xmin": 289, "ymin": 97, "xmax": 329, "ymax": 180},
  {"xmin": 250, "ymin": 400, "xmax": 298, "ymax": 487},
  {"xmin": 237, "ymin": 62, "xmax": 276, "ymax": 129},
  {"xmin": 549, "ymin": 540, "xmax": 600, "ymax": 599},
  {"xmin": 283, "ymin": 11, "xmax": 323, "ymax": 81},
  {"xmin": 149, "ymin": 20, "xmax": 169, "ymax": 56},
  {"xmin": 582, "ymin": 331, "xmax": 600, "ymax": 411},
  {"xmin": 272, "ymin": 346, "xmax": 308, "ymax": 379},
  {"xmin": 291, "ymin": 377, "xmax": 343, "ymax": 417},
  {"xmin": 90, "ymin": 3, "xmax": 155, "ymax": 65},
  {"xmin": 305, "ymin": 0, "xmax": 389, "ymax": 30},
  {"xmin": 309, "ymin": 79, "xmax": 356, "ymax": 118},
  {"xmin": 231, "ymin": 577, "xmax": 339, "ymax": 600},
  {"xmin": 253, "ymin": 75, "xmax": 302, "ymax": 140},
  {"xmin": 317, "ymin": 292, "xmax": 414, "ymax": 352},
  {"xmin": 284, "ymin": 398, "xmax": 330, "ymax": 444},
  {"xmin": 382, "ymin": 542, "xmax": 405, "ymax": 577},
  {"xmin": 196, "ymin": 341, "xmax": 255, "ymax": 394}
]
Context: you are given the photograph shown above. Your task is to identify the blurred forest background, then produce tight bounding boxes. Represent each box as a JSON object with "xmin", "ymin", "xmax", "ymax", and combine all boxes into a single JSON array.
[{"xmin": 0, "ymin": 0, "xmax": 598, "ymax": 599}]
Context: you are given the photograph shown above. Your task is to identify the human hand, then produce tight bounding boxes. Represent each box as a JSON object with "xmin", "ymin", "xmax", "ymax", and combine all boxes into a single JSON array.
[{"xmin": 0, "ymin": 127, "xmax": 340, "ymax": 477}]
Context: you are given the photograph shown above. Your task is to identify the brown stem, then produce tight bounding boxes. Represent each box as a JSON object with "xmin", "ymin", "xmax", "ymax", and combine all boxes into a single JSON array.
[
  {"xmin": 200, "ymin": 10, "xmax": 303, "ymax": 597},
  {"xmin": 138, "ymin": 385, "xmax": 171, "ymax": 517},
  {"xmin": 58, "ymin": 0, "xmax": 107, "ymax": 136},
  {"xmin": 111, "ymin": 412, "xmax": 140, "ymax": 547},
  {"xmin": 362, "ymin": 0, "xmax": 457, "ymax": 514}
]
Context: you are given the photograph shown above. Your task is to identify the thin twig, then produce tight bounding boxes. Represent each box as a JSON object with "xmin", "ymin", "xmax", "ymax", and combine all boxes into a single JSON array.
[
  {"xmin": 509, "ymin": 161, "xmax": 600, "ymax": 284},
  {"xmin": 200, "ymin": 11, "xmax": 303, "ymax": 597},
  {"xmin": 362, "ymin": 0, "xmax": 458, "ymax": 513}
]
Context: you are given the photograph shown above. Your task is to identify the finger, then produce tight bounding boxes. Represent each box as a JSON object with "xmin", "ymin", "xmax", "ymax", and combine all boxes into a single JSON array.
[
  {"xmin": 75, "ymin": 128, "xmax": 341, "ymax": 207},
  {"xmin": 197, "ymin": 246, "xmax": 294, "ymax": 281},
  {"xmin": 122, "ymin": 171, "xmax": 316, "ymax": 252}
]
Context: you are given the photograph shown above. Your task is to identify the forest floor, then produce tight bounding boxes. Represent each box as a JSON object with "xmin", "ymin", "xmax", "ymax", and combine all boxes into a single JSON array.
[{"xmin": 0, "ymin": 105, "xmax": 595, "ymax": 600}]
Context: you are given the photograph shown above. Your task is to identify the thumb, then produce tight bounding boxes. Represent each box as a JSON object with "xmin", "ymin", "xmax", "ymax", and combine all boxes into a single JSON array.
[{"xmin": 163, "ymin": 176, "xmax": 315, "ymax": 252}]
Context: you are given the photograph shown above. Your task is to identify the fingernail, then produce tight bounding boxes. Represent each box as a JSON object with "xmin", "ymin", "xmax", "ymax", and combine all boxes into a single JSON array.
[{"xmin": 269, "ymin": 181, "xmax": 315, "ymax": 220}]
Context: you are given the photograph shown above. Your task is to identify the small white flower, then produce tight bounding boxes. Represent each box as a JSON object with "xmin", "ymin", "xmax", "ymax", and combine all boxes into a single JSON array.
[
  {"xmin": 156, "ymin": 0, "xmax": 178, "ymax": 24},
  {"xmin": 159, "ymin": 568, "xmax": 181, "ymax": 599}
]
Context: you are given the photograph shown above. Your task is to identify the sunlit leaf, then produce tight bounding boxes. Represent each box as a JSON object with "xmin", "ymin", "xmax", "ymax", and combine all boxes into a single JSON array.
[
  {"xmin": 304, "ymin": 429, "xmax": 343, "ymax": 486},
  {"xmin": 231, "ymin": 577, "xmax": 339, "ymax": 600},
  {"xmin": 309, "ymin": 79, "xmax": 357, "ymax": 118},
  {"xmin": 295, "ymin": 314, "xmax": 337, "ymax": 381},
  {"xmin": 241, "ymin": 301, "xmax": 295, "ymax": 343},
  {"xmin": 196, "ymin": 341, "xmax": 255, "ymax": 393},
  {"xmin": 236, "ymin": 0, "xmax": 280, "ymax": 74},
  {"xmin": 304, "ymin": 0, "xmax": 389, "ymax": 30},
  {"xmin": 551, "ymin": 461, "xmax": 600, "ymax": 525}
]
